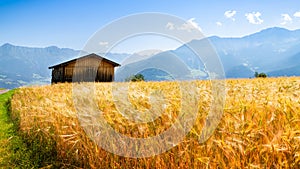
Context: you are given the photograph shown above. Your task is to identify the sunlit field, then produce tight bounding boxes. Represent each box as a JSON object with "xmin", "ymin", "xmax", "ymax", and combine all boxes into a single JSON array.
[{"xmin": 11, "ymin": 77, "xmax": 300, "ymax": 168}]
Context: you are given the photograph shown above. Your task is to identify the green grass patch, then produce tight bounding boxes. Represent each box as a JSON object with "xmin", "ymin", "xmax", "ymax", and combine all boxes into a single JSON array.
[
  {"xmin": 0, "ymin": 90, "xmax": 59, "ymax": 168},
  {"xmin": 0, "ymin": 90, "xmax": 34, "ymax": 168}
]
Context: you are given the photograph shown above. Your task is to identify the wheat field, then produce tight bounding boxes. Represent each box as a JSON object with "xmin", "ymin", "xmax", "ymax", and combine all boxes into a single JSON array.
[{"xmin": 11, "ymin": 77, "xmax": 300, "ymax": 168}]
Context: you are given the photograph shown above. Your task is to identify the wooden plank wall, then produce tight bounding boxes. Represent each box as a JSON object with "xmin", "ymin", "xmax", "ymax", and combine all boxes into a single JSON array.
[{"xmin": 52, "ymin": 57, "xmax": 115, "ymax": 82}]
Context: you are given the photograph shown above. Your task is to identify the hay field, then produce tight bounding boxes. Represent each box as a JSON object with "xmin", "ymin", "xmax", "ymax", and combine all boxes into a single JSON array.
[{"xmin": 11, "ymin": 77, "xmax": 300, "ymax": 168}]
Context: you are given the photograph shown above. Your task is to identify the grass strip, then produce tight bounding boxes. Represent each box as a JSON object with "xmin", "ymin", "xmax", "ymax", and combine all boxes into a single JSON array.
[{"xmin": 0, "ymin": 90, "xmax": 50, "ymax": 168}]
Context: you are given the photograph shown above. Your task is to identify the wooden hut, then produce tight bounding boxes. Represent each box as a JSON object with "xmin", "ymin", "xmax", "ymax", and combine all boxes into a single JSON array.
[{"xmin": 48, "ymin": 53, "xmax": 120, "ymax": 83}]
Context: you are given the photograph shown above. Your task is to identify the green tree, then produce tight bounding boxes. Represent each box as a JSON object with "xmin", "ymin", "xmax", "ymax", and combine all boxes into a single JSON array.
[
  {"xmin": 254, "ymin": 72, "xmax": 267, "ymax": 78},
  {"xmin": 258, "ymin": 73, "xmax": 267, "ymax": 78},
  {"xmin": 125, "ymin": 73, "xmax": 145, "ymax": 82}
]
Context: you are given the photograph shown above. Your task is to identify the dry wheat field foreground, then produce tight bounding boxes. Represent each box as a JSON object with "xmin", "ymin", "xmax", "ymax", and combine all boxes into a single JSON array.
[{"xmin": 11, "ymin": 77, "xmax": 300, "ymax": 168}]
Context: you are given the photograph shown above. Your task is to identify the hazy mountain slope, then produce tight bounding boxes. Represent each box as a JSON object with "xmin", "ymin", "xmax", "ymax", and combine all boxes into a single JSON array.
[
  {"xmin": 122, "ymin": 27, "xmax": 300, "ymax": 79},
  {"xmin": 209, "ymin": 27, "xmax": 300, "ymax": 72},
  {"xmin": 0, "ymin": 43, "xmax": 80, "ymax": 88},
  {"xmin": 115, "ymin": 51, "xmax": 192, "ymax": 81},
  {"xmin": 268, "ymin": 64, "xmax": 300, "ymax": 77}
]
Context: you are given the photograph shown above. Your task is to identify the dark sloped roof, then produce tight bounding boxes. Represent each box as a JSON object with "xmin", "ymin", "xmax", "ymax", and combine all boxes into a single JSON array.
[{"xmin": 48, "ymin": 53, "xmax": 120, "ymax": 69}]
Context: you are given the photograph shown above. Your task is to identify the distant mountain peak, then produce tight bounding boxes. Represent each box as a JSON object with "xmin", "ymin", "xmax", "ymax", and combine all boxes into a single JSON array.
[
  {"xmin": 1, "ymin": 43, "xmax": 14, "ymax": 47},
  {"xmin": 259, "ymin": 27, "xmax": 290, "ymax": 33},
  {"xmin": 208, "ymin": 35, "xmax": 221, "ymax": 40},
  {"xmin": 46, "ymin": 45, "xmax": 59, "ymax": 48},
  {"xmin": 235, "ymin": 27, "xmax": 300, "ymax": 42},
  {"xmin": 45, "ymin": 45, "xmax": 60, "ymax": 50}
]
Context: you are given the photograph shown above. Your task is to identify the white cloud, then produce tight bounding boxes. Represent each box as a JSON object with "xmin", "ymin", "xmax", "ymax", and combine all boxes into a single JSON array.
[
  {"xmin": 281, "ymin": 14, "xmax": 292, "ymax": 25},
  {"xmin": 216, "ymin": 21, "xmax": 222, "ymax": 26},
  {"xmin": 166, "ymin": 18, "xmax": 202, "ymax": 32},
  {"xmin": 294, "ymin": 11, "xmax": 300, "ymax": 18},
  {"xmin": 178, "ymin": 18, "xmax": 202, "ymax": 32},
  {"xmin": 99, "ymin": 41, "xmax": 109, "ymax": 46},
  {"xmin": 245, "ymin": 12, "xmax": 264, "ymax": 24},
  {"xmin": 166, "ymin": 22, "xmax": 175, "ymax": 30},
  {"xmin": 224, "ymin": 10, "xmax": 237, "ymax": 21}
]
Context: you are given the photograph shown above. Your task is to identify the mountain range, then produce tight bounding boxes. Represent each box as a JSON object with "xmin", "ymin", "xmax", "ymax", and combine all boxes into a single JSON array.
[
  {"xmin": 1, "ymin": 27, "xmax": 300, "ymax": 89},
  {"xmin": 115, "ymin": 27, "xmax": 300, "ymax": 80}
]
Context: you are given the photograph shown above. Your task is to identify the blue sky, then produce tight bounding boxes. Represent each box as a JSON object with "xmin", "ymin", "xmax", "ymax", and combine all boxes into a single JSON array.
[{"xmin": 1, "ymin": 0, "xmax": 300, "ymax": 52}]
